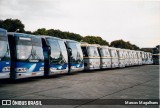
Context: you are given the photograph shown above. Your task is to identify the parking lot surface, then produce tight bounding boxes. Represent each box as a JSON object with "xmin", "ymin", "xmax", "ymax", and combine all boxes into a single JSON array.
[{"xmin": 0, "ymin": 65, "xmax": 159, "ymax": 108}]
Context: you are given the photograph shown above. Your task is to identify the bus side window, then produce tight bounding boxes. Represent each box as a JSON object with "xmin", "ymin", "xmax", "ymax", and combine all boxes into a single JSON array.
[{"xmin": 81, "ymin": 47, "xmax": 88, "ymax": 57}]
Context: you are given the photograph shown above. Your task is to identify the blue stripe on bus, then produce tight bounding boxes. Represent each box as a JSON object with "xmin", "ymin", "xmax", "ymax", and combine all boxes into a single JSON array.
[
  {"xmin": 50, "ymin": 64, "xmax": 68, "ymax": 70},
  {"xmin": 15, "ymin": 62, "xmax": 44, "ymax": 73}
]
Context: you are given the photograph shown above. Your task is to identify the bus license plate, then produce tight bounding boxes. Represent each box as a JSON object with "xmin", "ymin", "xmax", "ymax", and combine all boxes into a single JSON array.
[{"xmin": 32, "ymin": 73, "xmax": 36, "ymax": 76}]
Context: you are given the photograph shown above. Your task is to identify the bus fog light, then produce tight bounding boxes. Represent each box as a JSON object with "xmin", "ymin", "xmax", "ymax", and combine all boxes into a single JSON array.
[
  {"xmin": 39, "ymin": 67, "xmax": 44, "ymax": 71},
  {"xmin": 2, "ymin": 66, "xmax": 10, "ymax": 72},
  {"xmin": 16, "ymin": 68, "xmax": 27, "ymax": 72}
]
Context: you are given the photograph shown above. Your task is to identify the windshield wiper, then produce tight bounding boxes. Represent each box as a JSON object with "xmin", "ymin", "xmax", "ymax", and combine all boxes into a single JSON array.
[
  {"xmin": 50, "ymin": 51, "xmax": 66, "ymax": 64},
  {"xmin": 75, "ymin": 52, "xmax": 83, "ymax": 63},
  {"xmin": 26, "ymin": 46, "xmax": 42, "ymax": 61}
]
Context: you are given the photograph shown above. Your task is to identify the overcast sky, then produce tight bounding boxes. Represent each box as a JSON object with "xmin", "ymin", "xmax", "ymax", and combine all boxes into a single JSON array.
[{"xmin": 0, "ymin": 0, "xmax": 159, "ymax": 48}]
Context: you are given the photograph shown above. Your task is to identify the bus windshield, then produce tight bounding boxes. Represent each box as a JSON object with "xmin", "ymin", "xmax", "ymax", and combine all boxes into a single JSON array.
[
  {"xmin": 100, "ymin": 48, "xmax": 110, "ymax": 57},
  {"xmin": 111, "ymin": 49, "xmax": 118, "ymax": 57},
  {"xmin": 0, "ymin": 36, "xmax": 8, "ymax": 58},
  {"xmin": 88, "ymin": 46, "xmax": 99, "ymax": 57},
  {"xmin": 76, "ymin": 43, "xmax": 83, "ymax": 63},
  {"xmin": 68, "ymin": 42, "xmax": 83, "ymax": 63},
  {"xmin": 48, "ymin": 39, "xmax": 67, "ymax": 64},
  {"xmin": 16, "ymin": 37, "xmax": 44, "ymax": 61},
  {"xmin": 118, "ymin": 50, "xmax": 123, "ymax": 58}
]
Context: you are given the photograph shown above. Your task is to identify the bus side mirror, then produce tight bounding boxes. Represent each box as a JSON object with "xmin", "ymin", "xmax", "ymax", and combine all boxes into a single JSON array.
[
  {"xmin": 48, "ymin": 46, "xmax": 51, "ymax": 55},
  {"xmin": 68, "ymin": 48, "xmax": 72, "ymax": 56}
]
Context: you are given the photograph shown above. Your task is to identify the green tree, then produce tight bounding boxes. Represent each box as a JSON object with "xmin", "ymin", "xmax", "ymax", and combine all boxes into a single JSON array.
[
  {"xmin": 0, "ymin": 19, "xmax": 25, "ymax": 32},
  {"xmin": 47, "ymin": 29, "xmax": 83, "ymax": 41},
  {"xmin": 33, "ymin": 28, "xmax": 48, "ymax": 35},
  {"xmin": 82, "ymin": 36, "xmax": 109, "ymax": 46},
  {"xmin": 110, "ymin": 39, "xmax": 140, "ymax": 50}
]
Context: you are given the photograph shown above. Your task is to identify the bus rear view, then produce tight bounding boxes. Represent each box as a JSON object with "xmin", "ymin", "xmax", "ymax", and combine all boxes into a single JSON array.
[
  {"xmin": 0, "ymin": 28, "xmax": 10, "ymax": 79},
  {"xmin": 8, "ymin": 33, "xmax": 44, "ymax": 79}
]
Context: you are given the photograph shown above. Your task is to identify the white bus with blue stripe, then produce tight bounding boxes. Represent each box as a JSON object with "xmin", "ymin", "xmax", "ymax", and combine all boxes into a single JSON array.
[
  {"xmin": 41, "ymin": 36, "xmax": 69, "ymax": 75},
  {"xmin": 0, "ymin": 28, "xmax": 10, "ymax": 79},
  {"xmin": 65, "ymin": 39, "xmax": 84, "ymax": 73},
  {"xmin": 8, "ymin": 33, "xmax": 44, "ymax": 79}
]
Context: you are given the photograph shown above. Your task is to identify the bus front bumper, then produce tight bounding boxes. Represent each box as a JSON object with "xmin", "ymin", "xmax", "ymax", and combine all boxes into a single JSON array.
[
  {"xmin": 16, "ymin": 71, "xmax": 44, "ymax": 79},
  {"xmin": 0, "ymin": 72, "xmax": 10, "ymax": 79}
]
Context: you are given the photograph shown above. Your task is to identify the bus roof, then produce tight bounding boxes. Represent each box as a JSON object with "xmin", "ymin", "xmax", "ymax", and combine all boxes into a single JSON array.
[
  {"xmin": 63, "ymin": 39, "xmax": 79, "ymax": 43},
  {"xmin": 8, "ymin": 32, "xmax": 36, "ymax": 37},
  {"xmin": 39, "ymin": 35, "xmax": 62, "ymax": 40}
]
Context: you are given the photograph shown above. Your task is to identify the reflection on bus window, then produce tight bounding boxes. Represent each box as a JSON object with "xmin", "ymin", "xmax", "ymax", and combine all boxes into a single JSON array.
[
  {"xmin": 16, "ymin": 38, "xmax": 44, "ymax": 61},
  {"xmin": 100, "ymin": 48, "xmax": 110, "ymax": 57},
  {"xmin": 88, "ymin": 46, "xmax": 99, "ymax": 57},
  {"xmin": 48, "ymin": 39, "xmax": 65, "ymax": 64},
  {"xmin": 68, "ymin": 42, "xmax": 83, "ymax": 63},
  {"xmin": 0, "ymin": 36, "xmax": 8, "ymax": 58}
]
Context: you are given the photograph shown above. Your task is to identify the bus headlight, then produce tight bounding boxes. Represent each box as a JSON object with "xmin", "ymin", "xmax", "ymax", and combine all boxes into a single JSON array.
[
  {"xmin": 71, "ymin": 66, "xmax": 76, "ymax": 69},
  {"xmin": 50, "ymin": 67, "xmax": 57, "ymax": 71},
  {"xmin": 2, "ymin": 66, "xmax": 10, "ymax": 72},
  {"xmin": 39, "ymin": 67, "xmax": 44, "ymax": 71},
  {"xmin": 16, "ymin": 68, "xmax": 27, "ymax": 72}
]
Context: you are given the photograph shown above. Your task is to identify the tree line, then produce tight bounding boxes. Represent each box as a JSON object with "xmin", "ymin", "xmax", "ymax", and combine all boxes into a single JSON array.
[{"xmin": 0, "ymin": 18, "xmax": 143, "ymax": 51}]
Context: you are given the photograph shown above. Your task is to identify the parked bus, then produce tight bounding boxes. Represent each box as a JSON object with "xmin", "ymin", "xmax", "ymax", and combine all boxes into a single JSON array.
[
  {"xmin": 0, "ymin": 28, "xmax": 10, "ymax": 79},
  {"xmin": 132, "ymin": 50, "xmax": 138, "ymax": 65},
  {"xmin": 144, "ymin": 52, "xmax": 148, "ymax": 64},
  {"xmin": 129, "ymin": 50, "xmax": 135, "ymax": 66},
  {"xmin": 147, "ymin": 52, "xmax": 153, "ymax": 64},
  {"xmin": 123, "ymin": 49, "xmax": 130, "ymax": 66},
  {"xmin": 81, "ymin": 43, "xmax": 100, "ymax": 70},
  {"xmin": 108, "ymin": 47, "xmax": 119, "ymax": 68},
  {"xmin": 98, "ymin": 46, "xmax": 112, "ymax": 69},
  {"xmin": 136, "ymin": 51, "xmax": 142, "ymax": 65},
  {"xmin": 117, "ymin": 48, "xmax": 125, "ymax": 68},
  {"xmin": 41, "ymin": 36, "xmax": 68, "ymax": 76},
  {"xmin": 8, "ymin": 33, "xmax": 44, "ymax": 79},
  {"xmin": 65, "ymin": 40, "xmax": 84, "ymax": 73}
]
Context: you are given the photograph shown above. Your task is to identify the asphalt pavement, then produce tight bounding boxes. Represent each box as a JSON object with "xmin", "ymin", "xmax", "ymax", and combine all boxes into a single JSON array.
[{"xmin": 0, "ymin": 65, "xmax": 159, "ymax": 108}]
